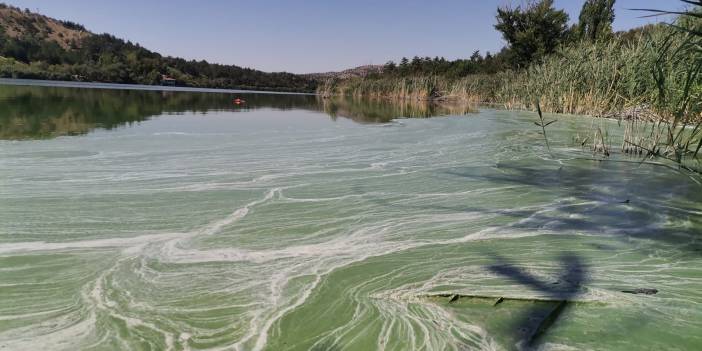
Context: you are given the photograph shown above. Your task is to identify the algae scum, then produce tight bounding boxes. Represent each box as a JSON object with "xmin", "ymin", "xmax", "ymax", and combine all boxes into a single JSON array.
[{"xmin": 1, "ymin": 83, "xmax": 701, "ymax": 350}]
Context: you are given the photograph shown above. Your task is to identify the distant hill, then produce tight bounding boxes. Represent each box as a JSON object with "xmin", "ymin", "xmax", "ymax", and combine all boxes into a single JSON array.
[
  {"xmin": 0, "ymin": 6, "xmax": 89, "ymax": 49},
  {"xmin": 0, "ymin": 3, "xmax": 316, "ymax": 92},
  {"xmin": 304, "ymin": 65, "xmax": 384, "ymax": 80}
]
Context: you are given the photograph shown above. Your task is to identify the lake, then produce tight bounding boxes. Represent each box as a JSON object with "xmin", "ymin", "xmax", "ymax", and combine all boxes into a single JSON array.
[{"xmin": 1, "ymin": 82, "xmax": 701, "ymax": 350}]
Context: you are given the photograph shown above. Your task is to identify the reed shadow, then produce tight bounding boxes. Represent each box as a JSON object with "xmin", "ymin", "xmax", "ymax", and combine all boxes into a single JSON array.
[
  {"xmin": 438, "ymin": 160, "xmax": 702, "ymax": 255},
  {"xmin": 352, "ymin": 159, "xmax": 701, "ymax": 255},
  {"xmin": 352, "ymin": 159, "xmax": 699, "ymax": 347}
]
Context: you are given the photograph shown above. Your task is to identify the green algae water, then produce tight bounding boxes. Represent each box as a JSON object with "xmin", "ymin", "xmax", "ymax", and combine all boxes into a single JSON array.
[{"xmin": 1, "ymin": 81, "xmax": 701, "ymax": 350}]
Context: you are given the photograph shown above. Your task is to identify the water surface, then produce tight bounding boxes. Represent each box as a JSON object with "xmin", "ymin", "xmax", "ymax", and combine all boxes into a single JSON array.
[{"xmin": 0, "ymin": 83, "xmax": 700, "ymax": 350}]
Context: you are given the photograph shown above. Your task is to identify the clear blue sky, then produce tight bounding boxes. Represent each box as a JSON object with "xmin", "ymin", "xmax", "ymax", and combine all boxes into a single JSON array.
[{"xmin": 5, "ymin": 0, "xmax": 675, "ymax": 73}]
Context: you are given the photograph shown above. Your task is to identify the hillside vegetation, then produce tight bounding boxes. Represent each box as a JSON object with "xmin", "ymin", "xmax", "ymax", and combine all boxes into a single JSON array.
[
  {"xmin": 0, "ymin": 4, "xmax": 316, "ymax": 92},
  {"xmin": 304, "ymin": 65, "xmax": 384, "ymax": 81}
]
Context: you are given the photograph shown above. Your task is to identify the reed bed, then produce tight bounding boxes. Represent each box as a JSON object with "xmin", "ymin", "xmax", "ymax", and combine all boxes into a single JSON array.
[
  {"xmin": 319, "ymin": 22, "xmax": 700, "ymax": 122},
  {"xmin": 319, "ymin": 12, "xmax": 702, "ymax": 173}
]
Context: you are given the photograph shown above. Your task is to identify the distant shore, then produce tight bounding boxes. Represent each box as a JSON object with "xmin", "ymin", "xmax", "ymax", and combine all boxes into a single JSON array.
[{"xmin": 0, "ymin": 78, "xmax": 315, "ymax": 96}]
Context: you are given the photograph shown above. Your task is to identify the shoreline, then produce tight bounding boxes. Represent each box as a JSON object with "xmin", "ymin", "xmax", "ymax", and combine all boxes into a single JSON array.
[
  {"xmin": 320, "ymin": 92, "xmax": 661, "ymax": 122},
  {"xmin": 0, "ymin": 78, "xmax": 316, "ymax": 96}
]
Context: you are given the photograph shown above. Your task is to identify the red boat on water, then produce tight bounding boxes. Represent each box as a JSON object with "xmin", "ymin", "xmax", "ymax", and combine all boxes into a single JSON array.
[{"xmin": 233, "ymin": 98, "xmax": 246, "ymax": 105}]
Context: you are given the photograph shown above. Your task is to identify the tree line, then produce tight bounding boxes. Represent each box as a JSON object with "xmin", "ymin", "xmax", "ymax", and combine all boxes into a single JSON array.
[{"xmin": 381, "ymin": 0, "xmax": 619, "ymax": 78}]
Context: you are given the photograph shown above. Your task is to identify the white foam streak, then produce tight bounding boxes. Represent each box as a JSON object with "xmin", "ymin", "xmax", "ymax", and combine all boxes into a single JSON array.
[
  {"xmin": 0, "ymin": 183, "xmax": 581, "ymax": 351},
  {"xmin": 0, "ymin": 233, "xmax": 180, "ymax": 255}
]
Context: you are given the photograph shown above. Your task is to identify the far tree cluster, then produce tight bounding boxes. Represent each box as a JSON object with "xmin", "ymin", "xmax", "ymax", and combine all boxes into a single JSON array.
[
  {"xmin": 381, "ymin": 0, "xmax": 619, "ymax": 78},
  {"xmin": 382, "ymin": 51, "xmax": 506, "ymax": 79}
]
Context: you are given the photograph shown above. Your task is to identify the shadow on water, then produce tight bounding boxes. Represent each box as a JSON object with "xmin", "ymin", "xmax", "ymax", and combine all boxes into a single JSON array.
[
  {"xmin": 439, "ymin": 160, "xmax": 702, "ymax": 255},
  {"xmin": 487, "ymin": 253, "xmax": 588, "ymax": 349},
  {"xmin": 488, "ymin": 254, "xmax": 586, "ymax": 301},
  {"xmin": 357, "ymin": 158, "xmax": 700, "ymax": 347},
  {"xmin": 0, "ymin": 84, "xmax": 477, "ymax": 140},
  {"xmin": 360, "ymin": 157, "xmax": 702, "ymax": 255}
]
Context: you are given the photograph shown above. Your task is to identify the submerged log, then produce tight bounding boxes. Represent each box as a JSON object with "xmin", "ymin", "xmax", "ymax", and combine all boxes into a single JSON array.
[
  {"xmin": 621, "ymin": 288, "xmax": 658, "ymax": 295},
  {"xmin": 423, "ymin": 293, "xmax": 591, "ymax": 304}
]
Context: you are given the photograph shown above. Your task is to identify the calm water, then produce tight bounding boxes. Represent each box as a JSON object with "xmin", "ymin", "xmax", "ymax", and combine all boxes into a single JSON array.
[{"xmin": 0, "ymin": 82, "xmax": 701, "ymax": 350}]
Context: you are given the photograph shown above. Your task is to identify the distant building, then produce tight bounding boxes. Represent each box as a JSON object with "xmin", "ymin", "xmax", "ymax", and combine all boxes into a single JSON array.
[{"xmin": 161, "ymin": 75, "xmax": 176, "ymax": 86}]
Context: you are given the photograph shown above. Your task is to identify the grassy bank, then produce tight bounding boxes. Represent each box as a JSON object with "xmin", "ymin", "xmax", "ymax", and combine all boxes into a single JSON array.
[
  {"xmin": 318, "ymin": 22, "xmax": 701, "ymax": 122},
  {"xmin": 318, "ymin": 96, "xmax": 477, "ymax": 123}
]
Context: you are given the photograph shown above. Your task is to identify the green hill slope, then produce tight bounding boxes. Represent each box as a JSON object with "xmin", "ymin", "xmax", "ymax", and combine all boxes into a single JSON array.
[{"xmin": 0, "ymin": 4, "xmax": 316, "ymax": 92}]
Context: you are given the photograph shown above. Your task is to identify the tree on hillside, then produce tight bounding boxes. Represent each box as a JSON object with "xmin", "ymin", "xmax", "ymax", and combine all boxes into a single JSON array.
[
  {"xmin": 577, "ymin": 0, "xmax": 616, "ymax": 41},
  {"xmin": 384, "ymin": 60, "xmax": 397, "ymax": 73},
  {"xmin": 0, "ymin": 4, "xmax": 318, "ymax": 92},
  {"xmin": 494, "ymin": 0, "xmax": 569, "ymax": 68},
  {"xmin": 470, "ymin": 50, "xmax": 482, "ymax": 62}
]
